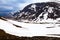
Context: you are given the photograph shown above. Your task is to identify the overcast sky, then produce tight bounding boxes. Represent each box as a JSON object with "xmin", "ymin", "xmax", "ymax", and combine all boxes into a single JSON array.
[{"xmin": 0, "ymin": 0, "xmax": 51, "ymax": 11}]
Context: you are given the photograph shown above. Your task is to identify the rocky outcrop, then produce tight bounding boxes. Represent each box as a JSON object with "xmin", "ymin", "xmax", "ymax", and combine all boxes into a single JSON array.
[{"xmin": 13, "ymin": 2, "xmax": 60, "ymax": 23}]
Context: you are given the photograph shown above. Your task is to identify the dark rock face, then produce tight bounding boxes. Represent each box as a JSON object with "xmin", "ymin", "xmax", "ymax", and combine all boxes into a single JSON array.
[{"xmin": 13, "ymin": 2, "xmax": 60, "ymax": 22}]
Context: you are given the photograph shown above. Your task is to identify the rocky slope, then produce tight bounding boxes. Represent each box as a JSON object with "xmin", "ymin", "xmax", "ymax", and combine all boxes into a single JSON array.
[{"xmin": 13, "ymin": 2, "xmax": 60, "ymax": 23}]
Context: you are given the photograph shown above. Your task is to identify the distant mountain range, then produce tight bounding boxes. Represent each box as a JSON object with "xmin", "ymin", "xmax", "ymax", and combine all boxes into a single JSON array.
[
  {"xmin": 13, "ymin": 2, "xmax": 60, "ymax": 23},
  {"xmin": 0, "ymin": 7, "xmax": 15, "ymax": 18}
]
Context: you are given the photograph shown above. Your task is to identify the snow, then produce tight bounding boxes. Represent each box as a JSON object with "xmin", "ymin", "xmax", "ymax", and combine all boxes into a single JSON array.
[
  {"xmin": 48, "ymin": 7, "xmax": 54, "ymax": 13},
  {"xmin": 0, "ymin": 19, "xmax": 60, "ymax": 37},
  {"xmin": 31, "ymin": 4, "xmax": 36, "ymax": 11}
]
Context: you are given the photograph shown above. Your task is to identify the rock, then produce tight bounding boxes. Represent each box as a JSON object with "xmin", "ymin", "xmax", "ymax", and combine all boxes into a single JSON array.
[{"xmin": 13, "ymin": 2, "xmax": 60, "ymax": 23}]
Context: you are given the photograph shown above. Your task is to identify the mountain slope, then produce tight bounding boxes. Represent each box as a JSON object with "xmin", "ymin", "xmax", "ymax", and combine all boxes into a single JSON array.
[{"xmin": 13, "ymin": 2, "xmax": 60, "ymax": 23}]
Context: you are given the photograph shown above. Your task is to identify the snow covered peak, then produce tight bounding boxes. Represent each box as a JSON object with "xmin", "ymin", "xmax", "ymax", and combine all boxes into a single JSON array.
[{"xmin": 13, "ymin": 2, "xmax": 60, "ymax": 23}]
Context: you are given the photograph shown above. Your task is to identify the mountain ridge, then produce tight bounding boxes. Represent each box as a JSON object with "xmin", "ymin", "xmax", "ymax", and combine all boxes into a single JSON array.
[{"xmin": 13, "ymin": 2, "xmax": 60, "ymax": 23}]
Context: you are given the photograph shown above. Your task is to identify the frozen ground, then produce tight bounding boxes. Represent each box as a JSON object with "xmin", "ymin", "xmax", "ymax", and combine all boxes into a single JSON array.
[{"xmin": 0, "ymin": 18, "xmax": 60, "ymax": 37}]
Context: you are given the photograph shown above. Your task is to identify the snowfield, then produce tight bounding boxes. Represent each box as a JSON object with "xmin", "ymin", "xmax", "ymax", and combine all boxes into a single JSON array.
[{"xmin": 0, "ymin": 18, "xmax": 60, "ymax": 37}]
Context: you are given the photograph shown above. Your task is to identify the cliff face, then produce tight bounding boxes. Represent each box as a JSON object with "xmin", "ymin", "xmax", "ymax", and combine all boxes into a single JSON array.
[{"xmin": 13, "ymin": 2, "xmax": 60, "ymax": 23}]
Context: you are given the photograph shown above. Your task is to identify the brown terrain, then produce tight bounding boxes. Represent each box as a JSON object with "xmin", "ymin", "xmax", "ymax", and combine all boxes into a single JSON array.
[{"xmin": 0, "ymin": 29, "xmax": 60, "ymax": 40}]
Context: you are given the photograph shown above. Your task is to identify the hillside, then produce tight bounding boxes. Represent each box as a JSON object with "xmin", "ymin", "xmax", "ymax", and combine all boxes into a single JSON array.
[
  {"xmin": 0, "ymin": 29, "xmax": 60, "ymax": 40},
  {"xmin": 13, "ymin": 2, "xmax": 60, "ymax": 23}
]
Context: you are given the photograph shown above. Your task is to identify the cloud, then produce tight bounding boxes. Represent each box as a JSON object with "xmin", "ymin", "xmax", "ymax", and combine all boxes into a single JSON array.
[
  {"xmin": 0, "ymin": 6, "xmax": 14, "ymax": 10},
  {"xmin": 36, "ymin": 0, "xmax": 50, "ymax": 2},
  {"xmin": 17, "ymin": 0, "xmax": 37, "ymax": 10},
  {"xmin": 0, "ymin": 0, "xmax": 19, "ymax": 12},
  {"xmin": 17, "ymin": 0, "xmax": 50, "ymax": 10},
  {"xmin": 0, "ymin": 0, "xmax": 51, "ymax": 12}
]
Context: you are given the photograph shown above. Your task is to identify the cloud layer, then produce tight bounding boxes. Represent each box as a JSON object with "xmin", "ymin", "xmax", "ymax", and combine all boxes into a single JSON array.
[{"xmin": 0, "ymin": 0, "xmax": 51, "ymax": 11}]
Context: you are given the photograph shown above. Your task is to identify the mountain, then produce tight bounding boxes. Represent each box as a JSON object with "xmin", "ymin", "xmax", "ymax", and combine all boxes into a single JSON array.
[
  {"xmin": 13, "ymin": 2, "xmax": 60, "ymax": 23},
  {"xmin": 0, "ymin": 13, "xmax": 13, "ymax": 18},
  {"xmin": 0, "ymin": 7, "xmax": 15, "ymax": 18}
]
